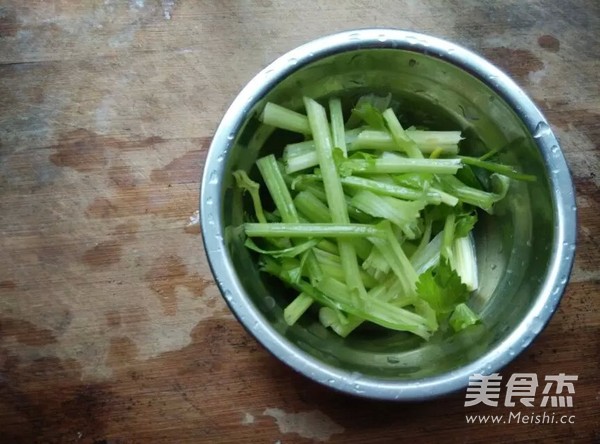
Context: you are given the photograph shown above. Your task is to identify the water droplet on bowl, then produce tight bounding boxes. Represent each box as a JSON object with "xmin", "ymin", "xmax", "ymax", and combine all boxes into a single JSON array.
[
  {"xmin": 349, "ymin": 32, "xmax": 360, "ymax": 41},
  {"xmin": 227, "ymin": 134, "xmax": 235, "ymax": 141},
  {"xmin": 217, "ymin": 154, "xmax": 225, "ymax": 163},
  {"xmin": 224, "ymin": 290, "xmax": 233, "ymax": 302},
  {"xmin": 386, "ymin": 356, "xmax": 400, "ymax": 364},
  {"xmin": 206, "ymin": 197, "xmax": 213, "ymax": 205},
  {"xmin": 288, "ymin": 57, "xmax": 298, "ymax": 65},
  {"xmin": 533, "ymin": 121, "xmax": 551, "ymax": 138},
  {"xmin": 208, "ymin": 170, "xmax": 218, "ymax": 185},
  {"xmin": 377, "ymin": 34, "xmax": 387, "ymax": 42},
  {"xmin": 327, "ymin": 379, "xmax": 336, "ymax": 385},
  {"xmin": 408, "ymin": 59, "xmax": 416, "ymax": 67},
  {"xmin": 264, "ymin": 296, "xmax": 276, "ymax": 310}
]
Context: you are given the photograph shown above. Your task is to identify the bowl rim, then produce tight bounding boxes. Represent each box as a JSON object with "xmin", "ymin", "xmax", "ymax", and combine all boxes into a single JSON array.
[{"xmin": 200, "ymin": 28, "xmax": 577, "ymax": 401}]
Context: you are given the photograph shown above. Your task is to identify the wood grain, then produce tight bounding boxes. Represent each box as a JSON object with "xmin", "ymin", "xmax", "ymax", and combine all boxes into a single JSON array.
[{"xmin": 0, "ymin": 1, "xmax": 598, "ymax": 442}]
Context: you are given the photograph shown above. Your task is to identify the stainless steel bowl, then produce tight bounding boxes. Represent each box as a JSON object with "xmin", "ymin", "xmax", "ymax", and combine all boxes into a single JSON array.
[{"xmin": 200, "ymin": 29, "xmax": 576, "ymax": 400}]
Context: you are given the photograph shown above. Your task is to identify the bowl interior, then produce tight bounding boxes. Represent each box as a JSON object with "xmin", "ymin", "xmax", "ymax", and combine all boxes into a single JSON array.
[{"xmin": 219, "ymin": 48, "xmax": 554, "ymax": 380}]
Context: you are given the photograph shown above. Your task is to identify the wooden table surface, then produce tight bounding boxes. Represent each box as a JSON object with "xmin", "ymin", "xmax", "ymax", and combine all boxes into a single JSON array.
[{"xmin": 0, "ymin": 1, "xmax": 598, "ymax": 442}]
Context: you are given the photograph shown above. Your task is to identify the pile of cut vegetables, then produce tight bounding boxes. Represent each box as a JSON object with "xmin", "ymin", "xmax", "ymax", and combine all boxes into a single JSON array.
[{"xmin": 234, "ymin": 94, "xmax": 535, "ymax": 340}]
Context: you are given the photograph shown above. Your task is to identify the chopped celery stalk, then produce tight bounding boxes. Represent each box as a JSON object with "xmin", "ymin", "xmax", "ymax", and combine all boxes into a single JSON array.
[
  {"xmin": 284, "ymin": 139, "xmax": 318, "ymax": 157},
  {"xmin": 362, "ymin": 246, "xmax": 391, "ymax": 280},
  {"xmin": 240, "ymin": 96, "xmax": 532, "ymax": 340},
  {"xmin": 316, "ymin": 261, "xmax": 379, "ymax": 289},
  {"xmin": 329, "ymin": 284, "xmax": 389, "ymax": 337},
  {"xmin": 304, "ymin": 97, "xmax": 367, "ymax": 298},
  {"xmin": 319, "ymin": 306, "xmax": 347, "ymax": 328},
  {"xmin": 340, "ymin": 175, "xmax": 442, "ymax": 204},
  {"xmin": 284, "ymin": 129, "xmax": 361, "ymax": 158},
  {"xmin": 260, "ymin": 102, "xmax": 311, "ymax": 135},
  {"xmin": 284, "ymin": 152, "xmax": 323, "ymax": 174},
  {"xmin": 410, "ymin": 231, "xmax": 443, "ymax": 275},
  {"xmin": 329, "ymin": 97, "xmax": 347, "ymax": 156},
  {"xmin": 449, "ymin": 303, "xmax": 480, "ymax": 332},
  {"xmin": 244, "ymin": 238, "xmax": 319, "ymax": 258},
  {"xmin": 312, "ymin": 248, "xmax": 377, "ymax": 287},
  {"xmin": 257, "ymin": 154, "xmax": 298, "ymax": 223},
  {"xmin": 382, "ymin": 108, "xmax": 424, "ymax": 158},
  {"xmin": 244, "ymin": 223, "xmax": 385, "ymax": 238},
  {"xmin": 352, "ymin": 129, "xmax": 461, "ymax": 154},
  {"xmin": 411, "ymin": 217, "xmax": 433, "ymax": 261},
  {"xmin": 442, "ymin": 213, "xmax": 456, "ymax": 261},
  {"xmin": 368, "ymin": 222, "xmax": 419, "ymax": 296},
  {"xmin": 294, "ymin": 190, "xmax": 331, "ymax": 223},
  {"xmin": 341, "ymin": 157, "xmax": 462, "ymax": 175},
  {"xmin": 284, "ymin": 292, "xmax": 313, "ymax": 326},
  {"xmin": 439, "ymin": 174, "xmax": 510, "ymax": 214},
  {"xmin": 233, "ymin": 170, "xmax": 267, "ymax": 223},
  {"xmin": 351, "ymin": 191, "xmax": 425, "ymax": 239},
  {"xmin": 317, "ymin": 239, "xmax": 339, "ymax": 255},
  {"xmin": 459, "ymin": 155, "xmax": 537, "ymax": 182},
  {"xmin": 317, "ymin": 277, "xmax": 432, "ymax": 339},
  {"xmin": 452, "ymin": 235, "xmax": 479, "ymax": 291}
]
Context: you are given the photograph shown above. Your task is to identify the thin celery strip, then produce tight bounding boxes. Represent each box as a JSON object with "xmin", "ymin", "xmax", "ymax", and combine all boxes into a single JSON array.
[
  {"xmin": 362, "ymin": 245, "xmax": 391, "ymax": 280},
  {"xmin": 368, "ymin": 222, "xmax": 419, "ymax": 297},
  {"xmin": 244, "ymin": 223, "xmax": 384, "ymax": 238},
  {"xmin": 410, "ymin": 217, "xmax": 433, "ymax": 261},
  {"xmin": 342, "ymin": 157, "xmax": 462, "ymax": 175},
  {"xmin": 341, "ymin": 175, "xmax": 442, "ymax": 204},
  {"xmin": 294, "ymin": 190, "xmax": 331, "ymax": 223},
  {"xmin": 459, "ymin": 155, "xmax": 536, "ymax": 182},
  {"xmin": 257, "ymin": 154, "xmax": 298, "ymax": 223},
  {"xmin": 244, "ymin": 238, "xmax": 319, "ymax": 258},
  {"xmin": 439, "ymin": 174, "xmax": 510, "ymax": 213},
  {"xmin": 351, "ymin": 191, "xmax": 425, "ymax": 239},
  {"xmin": 260, "ymin": 102, "xmax": 311, "ymax": 135},
  {"xmin": 304, "ymin": 97, "xmax": 367, "ymax": 298},
  {"xmin": 449, "ymin": 303, "xmax": 480, "ymax": 332},
  {"xmin": 410, "ymin": 231, "xmax": 443, "ymax": 275},
  {"xmin": 329, "ymin": 97, "xmax": 347, "ymax": 156},
  {"xmin": 452, "ymin": 235, "xmax": 479, "ymax": 291},
  {"xmin": 284, "ymin": 292, "xmax": 313, "ymax": 325},
  {"xmin": 382, "ymin": 109, "xmax": 424, "ymax": 158},
  {"xmin": 352, "ymin": 129, "xmax": 461, "ymax": 154},
  {"xmin": 317, "ymin": 277, "xmax": 432, "ymax": 339},
  {"xmin": 442, "ymin": 213, "xmax": 456, "ymax": 261},
  {"xmin": 284, "ymin": 129, "xmax": 361, "ymax": 158},
  {"xmin": 284, "ymin": 130, "xmax": 458, "ymax": 174},
  {"xmin": 233, "ymin": 170, "xmax": 267, "ymax": 223}
]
